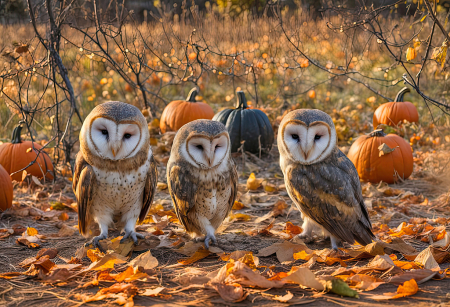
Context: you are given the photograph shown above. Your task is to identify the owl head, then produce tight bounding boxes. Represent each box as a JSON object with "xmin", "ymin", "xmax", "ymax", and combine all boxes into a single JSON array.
[
  {"xmin": 278, "ymin": 109, "xmax": 337, "ymax": 165},
  {"xmin": 80, "ymin": 101, "xmax": 149, "ymax": 161},
  {"xmin": 172, "ymin": 119, "xmax": 230, "ymax": 169}
]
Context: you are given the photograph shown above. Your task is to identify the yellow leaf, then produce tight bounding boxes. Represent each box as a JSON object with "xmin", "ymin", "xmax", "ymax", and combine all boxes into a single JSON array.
[
  {"xmin": 263, "ymin": 182, "xmax": 278, "ymax": 193},
  {"xmin": 229, "ymin": 212, "xmax": 252, "ymax": 222},
  {"xmin": 157, "ymin": 182, "xmax": 167, "ymax": 190},
  {"xmin": 406, "ymin": 47, "xmax": 417, "ymax": 61},
  {"xmin": 232, "ymin": 201, "xmax": 245, "ymax": 210},
  {"xmin": 246, "ymin": 173, "xmax": 263, "ymax": 190},
  {"xmin": 27, "ymin": 227, "xmax": 38, "ymax": 236},
  {"xmin": 431, "ymin": 42, "xmax": 448, "ymax": 68}
]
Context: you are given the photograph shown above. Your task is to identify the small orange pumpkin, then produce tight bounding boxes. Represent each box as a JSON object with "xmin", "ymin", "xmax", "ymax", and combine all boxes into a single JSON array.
[
  {"xmin": 347, "ymin": 129, "xmax": 413, "ymax": 184},
  {"xmin": 0, "ymin": 164, "xmax": 13, "ymax": 211},
  {"xmin": 0, "ymin": 123, "xmax": 54, "ymax": 182},
  {"xmin": 373, "ymin": 87, "xmax": 419, "ymax": 128},
  {"xmin": 160, "ymin": 88, "xmax": 214, "ymax": 133}
]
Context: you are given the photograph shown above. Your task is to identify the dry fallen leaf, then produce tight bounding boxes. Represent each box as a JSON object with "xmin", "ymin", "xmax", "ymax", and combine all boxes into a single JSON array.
[
  {"xmin": 232, "ymin": 201, "xmax": 246, "ymax": 210},
  {"xmin": 87, "ymin": 252, "xmax": 127, "ymax": 271},
  {"xmin": 273, "ymin": 291, "xmax": 293, "ymax": 302},
  {"xmin": 247, "ymin": 173, "xmax": 263, "ymax": 190},
  {"xmin": 284, "ymin": 222, "xmax": 302, "ymax": 238},
  {"xmin": 178, "ymin": 248, "xmax": 210, "ymax": 265},
  {"xmin": 282, "ymin": 267, "xmax": 324, "ymax": 291},
  {"xmin": 211, "ymin": 283, "xmax": 247, "ymax": 303},
  {"xmin": 378, "ymin": 143, "xmax": 397, "ymax": 157},
  {"xmin": 388, "ymin": 269, "xmax": 445, "ymax": 285},
  {"xmin": 414, "ymin": 247, "xmax": 440, "ymax": 271},
  {"xmin": 129, "ymin": 250, "xmax": 158, "ymax": 270},
  {"xmin": 140, "ymin": 287, "xmax": 166, "ymax": 297},
  {"xmin": 225, "ymin": 261, "xmax": 285, "ymax": 289},
  {"xmin": 257, "ymin": 241, "xmax": 312, "ymax": 264},
  {"xmin": 370, "ymin": 279, "xmax": 419, "ymax": 300},
  {"xmin": 346, "ymin": 274, "xmax": 384, "ymax": 291}
]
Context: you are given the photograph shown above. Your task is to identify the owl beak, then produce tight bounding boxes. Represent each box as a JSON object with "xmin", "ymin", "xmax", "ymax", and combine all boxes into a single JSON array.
[
  {"xmin": 303, "ymin": 141, "xmax": 314, "ymax": 160},
  {"xmin": 110, "ymin": 143, "xmax": 121, "ymax": 158}
]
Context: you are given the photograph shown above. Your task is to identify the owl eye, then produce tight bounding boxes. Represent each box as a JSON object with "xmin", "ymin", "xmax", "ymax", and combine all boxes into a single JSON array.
[
  {"xmin": 315, "ymin": 135, "xmax": 322, "ymax": 140},
  {"xmin": 124, "ymin": 133, "xmax": 131, "ymax": 139},
  {"xmin": 214, "ymin": 145, "xmax": 221, "ymax": 151},
  {"xmin": 196, "ymin": 145, "xmax": 203, "ymax": 150},
  {"xmin": 101, "ymin": 130, "xmax": 108, "ymax": 135},
  {"xmin": 291, "ymin": 134, "xmax": 299, "ymax": 141}
]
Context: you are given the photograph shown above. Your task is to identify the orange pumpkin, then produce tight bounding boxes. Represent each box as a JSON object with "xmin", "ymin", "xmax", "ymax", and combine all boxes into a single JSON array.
[
  {"xmin": 0, "ymin": 164, "xmax": 13, "ymax": 211},
  {"xmin": 0, "ymin": 123, "xmax": 54, "ymax": 182},
  {"xmin": 160, "ymin": 88, "xmax": 214, "ymax": 133},
  {"xmin": 347, "ymin": 129, "xmax": 413, "ymax": 184},
  {"xmin": 373, "ymin": 87, "xmax": 419, "ymax": 128}
]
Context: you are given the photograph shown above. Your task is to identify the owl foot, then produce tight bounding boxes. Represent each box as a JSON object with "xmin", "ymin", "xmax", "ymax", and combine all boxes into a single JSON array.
[
  {"xmin": 86, "ymin": 234, "xmax": 107, "ymax": 253},
  {"xmin": 204, "ymin": 234, "xmax": 217, "ymax": 249},
  {"xmin": 330, "ymin": 236, "xmax": 340, "ymax": 251},
  {"xmin": 120, "ymin": 230, "xmax": 145, "ymax": 245}
]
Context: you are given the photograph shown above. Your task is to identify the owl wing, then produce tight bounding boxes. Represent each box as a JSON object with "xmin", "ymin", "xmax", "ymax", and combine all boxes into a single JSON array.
[
  {"xmin": 138, "ymin": 156, "xmax": 158, "ymax": 223},
  {"xmin": 167, "ymin": 163, "xmax": 198, "ymax": 231},
  {"xmin": 73, "ymin": 152, "xmax": 96, "ymax": 237},
  {"xmin": 225, "ymin": 160, "xmax": 238, "ymax": 215},
  {"xmin": 286, "ymin": 150, "xmax": 374, "ymax": 245}
]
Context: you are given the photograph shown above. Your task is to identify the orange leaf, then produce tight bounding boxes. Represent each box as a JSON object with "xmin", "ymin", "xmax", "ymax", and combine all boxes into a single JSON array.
[
  {"xmin": 87, "ymin": 249, "xmax": 104, "ymax": 263},
  {"xmin": 284, "ymin": 222, "xmax": 302, "ymax": 238},
  {"xmin": 394, "ymin": 279, "xmax": 419, "ymax": 298},
  {"xmin": 59, "ymin": 212, "xmax": 69, "ymax": 221},
  {"xmin": 369, "ymin": 278, "xmax": 419, "ymax": 300},
  {"xmin": 178, "ymin": 248, "xmax": 210, "ymax": 265}
]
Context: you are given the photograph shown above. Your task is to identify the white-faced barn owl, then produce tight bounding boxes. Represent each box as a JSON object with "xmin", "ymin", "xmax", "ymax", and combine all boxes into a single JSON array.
[
  {"xmin": 277, "ymin": 109, "xmax": 374, "ymax": 250},
  {"xmin": 73, "ymin": 101, "xmax": 157, "ymax": 250},
  {"xmin": 167, "ymin": 120, "xmax": 237, "ymax": 248}
]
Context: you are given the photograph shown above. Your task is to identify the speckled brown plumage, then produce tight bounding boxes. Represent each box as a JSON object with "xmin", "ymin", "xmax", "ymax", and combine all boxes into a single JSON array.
[
  {"xmin": 73, "ymin": 101, "xmax": 157, "ymax": 249},
  {"xmin": 278, "ymin": 109, "xmax": 374, "ymax": 249},
  {"xmin": 167, "ymin": 120, "xmax": 237, "ymax": 248}
]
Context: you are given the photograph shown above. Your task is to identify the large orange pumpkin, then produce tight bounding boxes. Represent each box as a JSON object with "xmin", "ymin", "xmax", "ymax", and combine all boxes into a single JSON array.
[
  {"xmin": 0, "ymin": 124, "xmax": 54, "ymax": 182},
  {"xmin": 160, "ymin": 88, "xmax": 214, "ymax": 133},
  {"xmin": 0, "ymin": 164, "xmax": 13, "ymax": 211},
  {"xmin": 347, "ymin": 129, "xmax": 413, "ymax": 184},
  {"xmin": 373, "ymin": 87, "xmax": 419, "ymax": 128}
]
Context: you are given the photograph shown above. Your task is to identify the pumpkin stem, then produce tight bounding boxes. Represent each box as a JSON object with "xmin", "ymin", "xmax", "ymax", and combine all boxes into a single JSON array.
[
  {"xmin": 186, "ymin": 87, "xmax": 199, "ymax": 102},
  {"xmin": 394, "ymin": 87, "xmax": 410, "ymax": 102},
  {"xmin": 11, "ymin": 123, "xmax": 24, "ymax": 144},
  {"xmin": 369, "ymin": 129, "xmax": 386, "ymax": 138},
  {"xmin": 236, "ymin": 91, "xmax": 248, "ymax": 109}
]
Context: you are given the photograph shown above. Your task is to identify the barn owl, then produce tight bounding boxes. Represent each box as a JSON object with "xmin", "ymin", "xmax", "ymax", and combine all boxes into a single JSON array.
[
  {"xmin": 73, "ymin": 101, "xmax": 157, "ymax": 250},
  {"xmin": 167, "ymin": 120, "xmax": 237, "ymax": 248},
  {"xmin": 278, "ymin": 109, "xmax": 374, "ymax": 250}
]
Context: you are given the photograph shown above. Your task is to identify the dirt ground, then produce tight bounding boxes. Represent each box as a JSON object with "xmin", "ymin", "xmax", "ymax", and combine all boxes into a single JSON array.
[{"xmin": 1, "ymin": 146, "xmax": 450, "ymax": 307}]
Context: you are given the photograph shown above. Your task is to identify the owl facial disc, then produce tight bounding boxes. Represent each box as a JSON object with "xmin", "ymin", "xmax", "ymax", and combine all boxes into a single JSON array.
[
  {"xmin": 185, "ymin": 132, "xmax": 229, "ymax": 169},
  {"xmin": 282, "ymin": 119, "xmax": 335, "ymax": 165},
  {"xmin": 89, "ymin": 117, "xmax": 142, "ymax": 161}
]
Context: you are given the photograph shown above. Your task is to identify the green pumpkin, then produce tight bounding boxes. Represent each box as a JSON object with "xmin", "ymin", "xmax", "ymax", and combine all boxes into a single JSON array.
[{"xmin": 213, "ymin": 91, "xmax": 274, "ymax": 154}]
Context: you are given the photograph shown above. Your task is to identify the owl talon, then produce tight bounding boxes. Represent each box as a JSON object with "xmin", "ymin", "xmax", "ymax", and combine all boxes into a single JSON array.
[
  {"xmin": 86, "ymin": 235, "xmax": 107, "ymax": 253},
  {"xmin": 121, "ymin": 230, "xmax": 145, "ymax": 245},
  {"xmin": 204, "ymin": 234, "xmax": 216, "ymax": 249}
]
